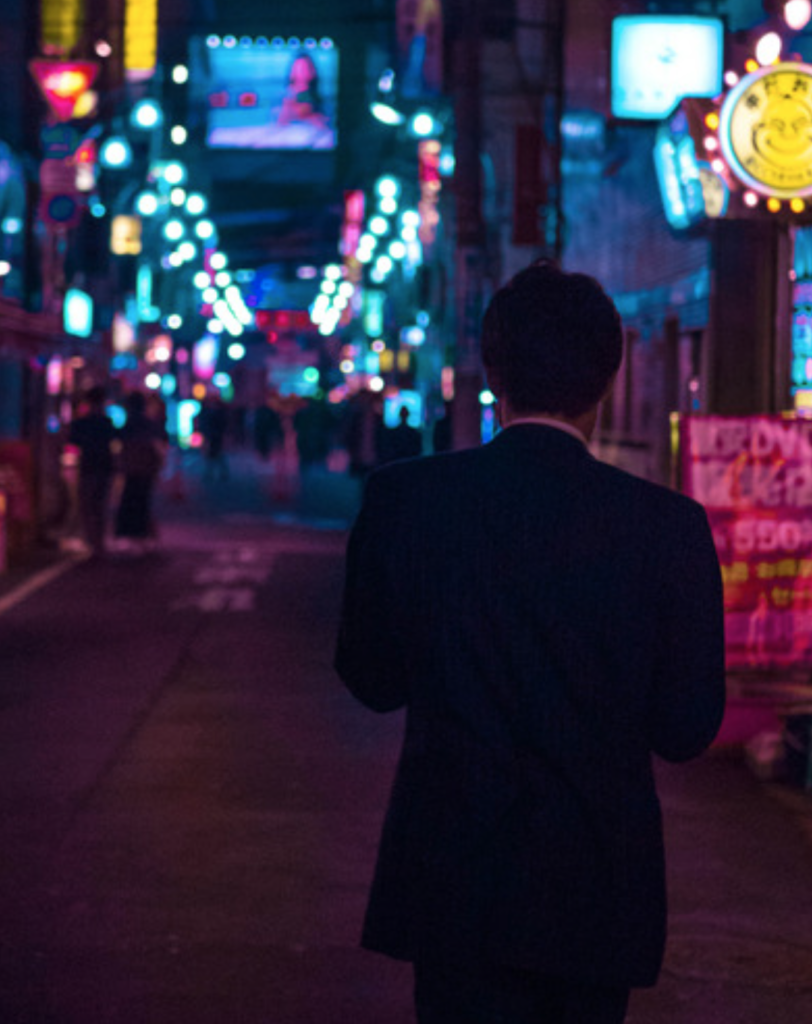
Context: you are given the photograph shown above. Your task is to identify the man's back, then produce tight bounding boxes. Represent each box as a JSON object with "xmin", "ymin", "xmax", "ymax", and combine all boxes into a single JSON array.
[
  {"xmin": 336, "ymin": 424, "xmax": 725, "ymax": 987},
  {"xmin": 336, "ymin": 259, "xmax": 725, "ymax": 1023}
]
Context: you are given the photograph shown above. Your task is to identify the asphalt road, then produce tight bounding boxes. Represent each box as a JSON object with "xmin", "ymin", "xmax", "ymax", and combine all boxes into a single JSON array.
[{"xmin": 1, "ymin": 454, "xmax": 811, "ymax": 1023}]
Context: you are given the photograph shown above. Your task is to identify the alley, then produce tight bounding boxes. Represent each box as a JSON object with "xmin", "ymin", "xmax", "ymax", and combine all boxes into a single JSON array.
[{"xmin": 0, "ymin": 459, "xmax": 811, "ymax": 1023}]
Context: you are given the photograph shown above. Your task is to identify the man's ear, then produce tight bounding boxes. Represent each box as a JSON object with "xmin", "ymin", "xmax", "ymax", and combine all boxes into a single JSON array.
[{"xmin": 601, "ymin": 372, "xmax": 618, "ymax": 403}]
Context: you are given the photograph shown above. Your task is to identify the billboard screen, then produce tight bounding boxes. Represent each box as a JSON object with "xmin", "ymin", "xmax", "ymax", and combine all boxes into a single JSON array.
[
  {"xmin": 189, "ymin": 36, "xmax": 338, "ymax": 151},
  {"xmin": 611, "ymin": 16, "xmax": 723, "ymax": 120}
]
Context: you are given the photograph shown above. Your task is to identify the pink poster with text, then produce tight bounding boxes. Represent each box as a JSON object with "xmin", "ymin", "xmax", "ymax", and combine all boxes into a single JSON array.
[{"xmin": 680, "ymin": 416, "xmax": 812, "ymax": 671}]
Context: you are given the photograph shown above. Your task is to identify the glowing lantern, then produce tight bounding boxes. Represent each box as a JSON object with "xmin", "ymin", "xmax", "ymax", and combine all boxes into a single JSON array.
[{"xmin": 784, "ymin": 1, "xmax": 812, "ymax": 31}]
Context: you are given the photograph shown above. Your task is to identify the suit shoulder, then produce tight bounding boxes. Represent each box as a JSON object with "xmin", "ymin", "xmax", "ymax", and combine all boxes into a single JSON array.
[
  {"xmin": 371, "ymin": 448, "xmax": 478, "ymax": 486},
  {"xmin": 590, "ymin": 457, "xmax": 709, "ymax": 523}
]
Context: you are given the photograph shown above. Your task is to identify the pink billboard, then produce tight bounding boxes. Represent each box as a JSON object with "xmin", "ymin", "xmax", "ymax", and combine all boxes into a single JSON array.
[{"xmin": 680, "ymin": 415, "xmax": 812, "ymax": 671}]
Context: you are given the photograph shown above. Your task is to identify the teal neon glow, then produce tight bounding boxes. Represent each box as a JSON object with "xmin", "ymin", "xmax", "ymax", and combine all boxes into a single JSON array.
[{"xmin": 612, "ymin": 16, "xmax": 723, "ymax": 119}]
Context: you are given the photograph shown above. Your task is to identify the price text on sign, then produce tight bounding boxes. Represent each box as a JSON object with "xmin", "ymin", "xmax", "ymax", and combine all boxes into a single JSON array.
[{"xmin": 680, "ymin": 416, "xmax": 812, "ymax": 671}]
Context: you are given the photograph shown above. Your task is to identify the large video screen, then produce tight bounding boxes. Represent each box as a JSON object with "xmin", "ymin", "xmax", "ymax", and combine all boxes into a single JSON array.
[
  {"xmin": 611, "ymin": 16, "xmax": 723, "ymax": 120},
  {"xmin": 189, "ymin": 36, "xmax": 339, "ymax": 151}
]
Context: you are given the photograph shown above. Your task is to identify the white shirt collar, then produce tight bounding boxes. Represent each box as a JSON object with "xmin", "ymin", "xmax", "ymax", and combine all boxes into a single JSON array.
[{"xmin": 503, "ymin": 415, "xmax": 587, "ymax": 444}]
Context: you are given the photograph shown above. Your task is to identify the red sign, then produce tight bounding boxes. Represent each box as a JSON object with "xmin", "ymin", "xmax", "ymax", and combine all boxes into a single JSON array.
[
  {"xmin": 417, "ymin": 139, "xmax": 441, "ymax": 250},
  {"xmin": 341, "ymin": 190, "xmax": 365, "ymax": 258},
  {"xmin": 680, "ymin": 415, "xmax": 812, "ymax": 671},
  {"xmin": 29, "ymin": 60, "xmax": 99, "ymax": 121},
  {"xmin": 255, "ymin": 309, "xmax": 312, "ymax": 333}
]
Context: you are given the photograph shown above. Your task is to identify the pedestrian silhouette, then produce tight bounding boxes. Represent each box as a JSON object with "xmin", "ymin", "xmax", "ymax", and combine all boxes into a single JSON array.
[
  {"xmin": 114, "ymin": 391, "xmax": 167, "ymax": 552},
  {"xmin": 335, "ymin": 259, "xmax": 725, "ymax": 1024},
  {"xmin": 381, "ymin": 405, "xmax": 423, "ymax": 463},
  {"xmin": 197, "ymin": 396, "xmax": 229, "ymax": 481},
  {"xmin": 67, "ymin": 384, "xmax": 115, "ymax": 556},
  {"xmin": 253, "ymin": 400, "xmax": 284, "ymax": 461}
]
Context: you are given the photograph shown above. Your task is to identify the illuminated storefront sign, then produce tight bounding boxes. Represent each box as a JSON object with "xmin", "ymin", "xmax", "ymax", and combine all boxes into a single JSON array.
[
  {"xmin": 40, "ymin": 0, "xmax": 84, "ymax": 56},
  {"xmin": 417, "ymin": 139, "xmax": 441, "ymax": 249},
  {"xmin": 64, "ymin": 288, "xmax": 93, "ymax": 338},
  {"xmin": 611, "ymin": 15, "xmax": 723, "ymax": 120},
  {"xmin": 29, "ymin": 59, "xmax": 99, "ymax": 121},
  {"xmin": 680, "ymin": 415, "xmax": 812, "ymax": 670},
  {"xmin": 792, "ymin": 227, "xmax": 812, "ymax": 404},
  {"xmin": 341, "ymin": 190, "xmax": 365, "ymax": 263},
  {"xmin": 363, "ymin": 290, "xmax": 386, "ymax": 337},
  {"xmin": 124, "ymin": 0, "xmax": 158, "ymax": 81},
  {"xmin": 719, "ymin": 63, "xmax": 812, "ymax": 200},
  {"xmin": 654, "ymin": 110, "xmax": 728, "ymax": 229},
  {"xmin": 110, "ymin": 215, "xmax": 142, "ymax": 255}
]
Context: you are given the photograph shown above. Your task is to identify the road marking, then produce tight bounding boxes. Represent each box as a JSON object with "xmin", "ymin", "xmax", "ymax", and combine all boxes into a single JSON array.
[
  {"xmin": 172, "ymin": 586, "xmax": 256, "ymax": 612},
  {"xmin": 193, "ymin": 565, "xmax": 272, "ymax": 585},
  {"xmin": 0, "ymin": 556, "xmax": 85, "ymax": 618},
  {"xmin": 170, "ymin": 539, "xmax": 342, "ymax": 614}
]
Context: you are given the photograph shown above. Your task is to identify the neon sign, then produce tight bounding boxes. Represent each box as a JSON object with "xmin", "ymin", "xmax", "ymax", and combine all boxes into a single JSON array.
[
  {"xmin": 719, "ymin": 63, "xmax": 812, "ymax": 200},
  {"xmin": 611, "ymin": 15, "xmax": 723, "ymax": 120},
  {"xmin": 29, "ymin": 60, "xmax": 99, "ymax": 121},
  {"xmin": 124, "ymin": 0, "xmax": 158, "ymax": 81}
]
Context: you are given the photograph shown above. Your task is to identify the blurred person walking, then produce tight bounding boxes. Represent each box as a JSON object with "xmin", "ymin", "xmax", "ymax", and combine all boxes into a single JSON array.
[
  {"xmin": 335, "ymin": 260, "xmax": 726, "ymax": 1024},
  {"xmin": 294, "ymin": 396, "xmax": 334, "ymax": 473},
  {"xmin": 198, "ymin": 395, "xmax": 230, "ymax": 481},
  {"xmin": 253, "ymin": 399, "xmax": 284, "ymax": 461},
  {"xmin": 380, "ymin": 405, "xmax": 423, "ymax": 464},
  {"xmin": 345, "ymin": 390, "xmax": 385, "ymax": 479},
  {"xmin": 114, "ymin": 391, "xmax": 167, "ymax": 552},
  {"xmin": 67, "ymin": 384, "xmax": 115, "ymax": 556}
]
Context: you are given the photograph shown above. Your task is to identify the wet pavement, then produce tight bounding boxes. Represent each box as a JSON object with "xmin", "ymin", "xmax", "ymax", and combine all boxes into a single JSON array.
[{"xmin": 1, "ymin": 449, "xmax": 811, "ymax": 1023}]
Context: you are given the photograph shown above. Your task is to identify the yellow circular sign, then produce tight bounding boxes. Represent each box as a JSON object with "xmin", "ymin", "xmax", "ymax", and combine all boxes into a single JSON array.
[{"xmin": 719, "ymin": 62, "xmax": 812, "ymax": 199}]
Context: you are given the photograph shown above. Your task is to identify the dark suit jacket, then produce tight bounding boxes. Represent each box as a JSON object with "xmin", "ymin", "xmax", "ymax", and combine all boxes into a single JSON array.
[{"xmin": 335, "ymin": 424, "xmax": 725, "ymax": 988}]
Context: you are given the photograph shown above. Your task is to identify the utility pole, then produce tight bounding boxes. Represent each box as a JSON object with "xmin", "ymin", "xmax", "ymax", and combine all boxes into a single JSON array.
[{"xmin": 449, "ymin": 0, "xmax": 486, "ymax": 450}]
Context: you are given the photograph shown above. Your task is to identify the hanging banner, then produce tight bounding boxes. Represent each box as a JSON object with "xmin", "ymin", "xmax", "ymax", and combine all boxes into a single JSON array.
[{"xmin": 680, "ymin": 415, "xmax": 812, "ymax": 671}]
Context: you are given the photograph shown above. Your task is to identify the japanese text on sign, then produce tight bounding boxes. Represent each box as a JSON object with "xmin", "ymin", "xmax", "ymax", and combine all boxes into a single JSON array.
[{"xmin": 680, "ymin": 415, "xmax": 812, "ymax": 670}]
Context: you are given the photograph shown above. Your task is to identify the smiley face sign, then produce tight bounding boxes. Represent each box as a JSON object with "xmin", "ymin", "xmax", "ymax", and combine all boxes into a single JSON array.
[{"xmin": 720, "ymin": 63, "xmax": 812, "ymax": 199}]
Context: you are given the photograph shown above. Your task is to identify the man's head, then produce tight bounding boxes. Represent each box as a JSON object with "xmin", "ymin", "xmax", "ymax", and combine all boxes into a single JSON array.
[
  {"xmin": 125, "ymin": 390, "xmax": 146, "ymax": 416},
  {"xmin": 85, "ymin": 385, "xmax": 107, "ymax": 412},
  {"xmin": 481, "ymin": 259, "xmax": 623, "ymax": 419}
]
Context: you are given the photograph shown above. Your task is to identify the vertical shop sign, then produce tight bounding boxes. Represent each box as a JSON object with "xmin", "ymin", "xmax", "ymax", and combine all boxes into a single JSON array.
[
  {"xmin": 792, "ymin": 227, "xmax": 812, "ymax": 407},
  {"xmin": 680, "ymin": 415, "xmax": 812, "ymax": 671},
  {"xmin": 417, "ymin": 139, "xmax": 441, "ymax": 252},
  {"xmin": 124, "ymin": 0, "xmax": 158, "ymax": 81},
  {"xmin": 397, "ymin": 0, "xmax": 443, "ymax": 97},
  {"xmin": 40, "ymin": 0, "xmax": 84, "ymax": 56},
  {"xmin": 340, "ymin": 190, "xmax": 365, "ymax": 262}
]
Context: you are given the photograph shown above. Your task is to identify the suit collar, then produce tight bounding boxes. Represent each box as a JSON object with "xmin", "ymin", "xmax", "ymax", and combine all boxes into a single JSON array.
[
  {"xmin": 488, "ymin": 422, "xmax": 592, "ymax": 461},
  {"xmin": 502, "ymin": 417, "xmax": 587, "ymax": 445}
]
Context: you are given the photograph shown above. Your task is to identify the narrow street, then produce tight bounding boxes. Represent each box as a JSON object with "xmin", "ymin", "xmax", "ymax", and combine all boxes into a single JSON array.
[{"xmin": 1, "ymin": 455, "xmax": 811, "ymax": 1023}]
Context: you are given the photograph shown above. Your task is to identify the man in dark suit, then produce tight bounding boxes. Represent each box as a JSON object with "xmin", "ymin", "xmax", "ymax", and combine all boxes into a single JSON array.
[{"xmin": 334, "ymin": 260, "xmax": 725, "ymax": 1023}]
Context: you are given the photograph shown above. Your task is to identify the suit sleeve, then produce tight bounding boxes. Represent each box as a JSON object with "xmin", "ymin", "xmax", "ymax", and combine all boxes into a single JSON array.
[
  {"xmin": 334, "ymin": 472, "xmax": 409, "ymax": 712},
  {"xmin": 648, "ymin": 501, "xmax": 726, "ymax": 762}
]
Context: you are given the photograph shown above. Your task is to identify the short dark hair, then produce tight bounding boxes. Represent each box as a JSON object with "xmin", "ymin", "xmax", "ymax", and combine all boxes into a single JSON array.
[
  {"xmin": 125, "ymin": 391, "xmax": 146, "ymax": 415},
  {"xmin": 85, "ymin": 385, "xmax": 107, "ymax": 409},
  {"xmin": 481, "ymin": 259, "xmax": 623, "ymax": 418}
]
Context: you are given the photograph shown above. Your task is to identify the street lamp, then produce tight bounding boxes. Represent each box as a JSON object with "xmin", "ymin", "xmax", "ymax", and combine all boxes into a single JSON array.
[
  {"xmin": 99, "ymin": 136, "xmax": 133, "ymax": 169},
  {"xmin": 131, "ymin": 98, "xmax": 163, "ymax": 130}
]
